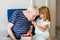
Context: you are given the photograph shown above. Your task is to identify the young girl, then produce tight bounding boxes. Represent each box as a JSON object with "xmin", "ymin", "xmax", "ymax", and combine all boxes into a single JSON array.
[{"xmin": 32, "ymin": 6, "xmax": 51, "ymax": 40}]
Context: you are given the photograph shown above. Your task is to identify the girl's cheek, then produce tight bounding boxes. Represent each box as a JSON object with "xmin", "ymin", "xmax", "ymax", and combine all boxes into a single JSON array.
[
  {"xmin": 39, "ymin": 14, "xmax": 41, "ymax": 17},
  {"xmin": 40, "ymin": 15, "xmax": 42, "ymax": 17},
  {"xmin": 40, "ymin": 15, "xmax": 44, "ymax": 18}
]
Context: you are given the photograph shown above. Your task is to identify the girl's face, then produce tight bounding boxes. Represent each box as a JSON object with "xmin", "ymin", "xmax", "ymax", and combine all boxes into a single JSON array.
[{"xmin": 39, "ymin": 13, "xmax": 45, "ymax": 19}]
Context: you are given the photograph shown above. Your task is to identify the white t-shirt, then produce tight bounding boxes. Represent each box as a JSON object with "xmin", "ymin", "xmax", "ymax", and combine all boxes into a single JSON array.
[{"xmin": 35, "ymin": 18, "xmax": 51, "ymax": 39}]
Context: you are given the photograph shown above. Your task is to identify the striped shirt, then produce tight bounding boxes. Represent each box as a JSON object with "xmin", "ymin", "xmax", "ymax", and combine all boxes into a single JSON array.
[{"xmin": 9, "ymin": 10, "xmax": 32, "ymax": 39}]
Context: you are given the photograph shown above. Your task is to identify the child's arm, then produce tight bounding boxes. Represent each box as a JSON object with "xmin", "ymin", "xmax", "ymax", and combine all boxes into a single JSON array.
[
  {"xmin": 21, "ymin": 25, "xmax": 33, "ymax": 37},
  {"xmin": 31, "ymin": 21, "xmax": 49, "ymax": 32},
  {"xmin": 35, "ymin": 24, "xmax": 48, "ymax": 32},
  {"xmin": 26, "ymin": 25, "xmax": 33, "ymax": 36}
]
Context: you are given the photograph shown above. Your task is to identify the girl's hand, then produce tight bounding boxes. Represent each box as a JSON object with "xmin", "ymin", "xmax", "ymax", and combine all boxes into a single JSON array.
[
  {"xmin": 31, "ymin": 20, "xmax": 37, "ymax": 26},
  {"xmin": 26, "ymin": 33, "xmax": 32, "ymax": 37},
  {"xmin": 27, "ymin": 31, "xmax": 32, "ymax": 35},
  {"xmin": 21, "ymin": 33, "xmax": 32, "ymax": 37}
]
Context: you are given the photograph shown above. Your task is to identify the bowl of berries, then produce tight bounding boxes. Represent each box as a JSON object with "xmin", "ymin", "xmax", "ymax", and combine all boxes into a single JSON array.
[{"xmin": 21, "ymin": 33, "xmax": 33, "ymax": 40}]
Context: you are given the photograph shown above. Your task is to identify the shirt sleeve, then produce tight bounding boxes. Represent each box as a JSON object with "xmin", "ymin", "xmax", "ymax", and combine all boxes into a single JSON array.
[
  {"xmin": 9, "ymin": 10, "xmax": 17, "ymax": 24},
  {"xmin": 44, "ymin": 21, "xmax": 51, "ymax": 28}
]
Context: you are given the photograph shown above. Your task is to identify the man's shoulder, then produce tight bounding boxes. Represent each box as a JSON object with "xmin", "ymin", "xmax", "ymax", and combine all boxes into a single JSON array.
[{"xmin": 14, "ymin": 10, "xmax": 23, "ymax": 14}]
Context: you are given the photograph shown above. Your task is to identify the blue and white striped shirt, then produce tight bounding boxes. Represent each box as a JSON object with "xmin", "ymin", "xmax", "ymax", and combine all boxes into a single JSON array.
[{"xmin": 9, "ymin": 10, "xmax": 32, "ymax": 39}]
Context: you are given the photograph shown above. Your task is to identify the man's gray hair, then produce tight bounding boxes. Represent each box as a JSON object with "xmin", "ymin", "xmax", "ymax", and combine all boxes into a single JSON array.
[{"xmin": 28, "ymin": 6, "xmax": 39, "ymax": 15}]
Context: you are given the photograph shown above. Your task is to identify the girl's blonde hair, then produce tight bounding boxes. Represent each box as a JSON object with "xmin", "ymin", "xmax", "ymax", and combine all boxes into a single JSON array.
[{"xmin": 39, "ymin": 6, "xmax": 51, "ymax": 22}]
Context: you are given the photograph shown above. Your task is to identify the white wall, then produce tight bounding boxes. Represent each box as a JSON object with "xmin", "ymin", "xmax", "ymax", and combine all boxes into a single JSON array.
[{"xmin": 0, "ymin": 0, "xmax": 31, "ymax": 37}]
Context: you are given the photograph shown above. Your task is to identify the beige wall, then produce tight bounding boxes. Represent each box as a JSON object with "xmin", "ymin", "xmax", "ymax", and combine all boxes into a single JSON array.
[
  {"xmin": 36, "ymin": 0, "xmax": 47, "ymax": 8},
  {"xmin": 47, "ymin": 0, "xmax": 56, "ymax": 37},
  {"xmin": 56, "ymin": 0, "xmax": 60, "ymax": 27}
]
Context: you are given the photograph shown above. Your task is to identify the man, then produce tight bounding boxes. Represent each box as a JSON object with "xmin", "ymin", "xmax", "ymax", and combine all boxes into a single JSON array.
[{"xmin": 8, "ymin": 6, "xmax": 39, "ymax": 40}]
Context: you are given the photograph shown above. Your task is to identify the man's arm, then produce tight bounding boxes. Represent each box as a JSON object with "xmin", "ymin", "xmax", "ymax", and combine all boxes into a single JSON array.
[{"xmin": 8, "ymin": 23, "xmax": 16, "ymax": 40}]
